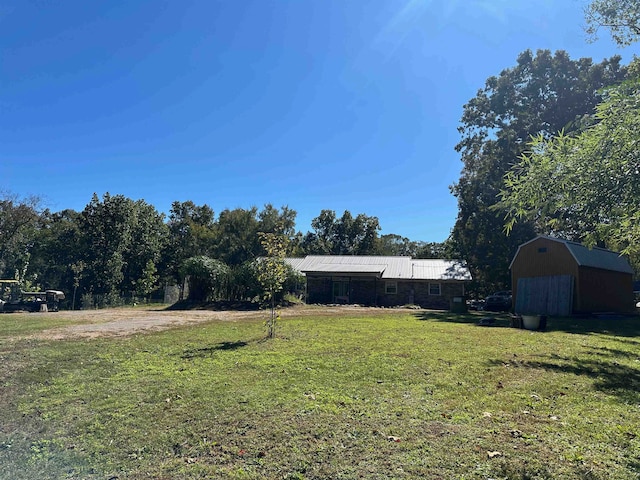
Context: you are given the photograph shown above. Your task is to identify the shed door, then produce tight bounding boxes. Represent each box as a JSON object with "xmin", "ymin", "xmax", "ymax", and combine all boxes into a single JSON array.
[{"xmin": 516, "ymin": 275, "xmax": 574, "ymax": 316}]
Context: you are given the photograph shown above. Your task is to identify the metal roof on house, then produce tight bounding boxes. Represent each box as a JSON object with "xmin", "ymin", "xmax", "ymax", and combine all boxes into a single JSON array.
[
  {"xmin": 410, "ymin": 259, "xmax": 473, "ymax": 281},
  {"xmin": 292, "ymin": 255, "xmax": 471, "ymax": 281},
  {"xmin": 284, "ymin": 257, "xmax": 307, "ymax": 272},
  {"xmin": 510, "ymin": 236, "xmax": 634, "ymax": 274}
]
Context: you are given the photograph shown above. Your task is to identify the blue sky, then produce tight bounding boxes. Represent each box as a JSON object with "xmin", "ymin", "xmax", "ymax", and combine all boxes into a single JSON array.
[{"xmin": 1, "ymin": 1, "xmax": 635, "ymax": 242}]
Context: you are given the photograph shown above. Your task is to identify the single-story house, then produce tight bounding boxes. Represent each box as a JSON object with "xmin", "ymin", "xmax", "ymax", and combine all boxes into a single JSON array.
[
  {"xmin": 510, "ymin": 236, "xmax": 635, "ymax": 315},
  {"xmin": 287, "ymin": 255, "xmax": 471, "ymax": 309}
]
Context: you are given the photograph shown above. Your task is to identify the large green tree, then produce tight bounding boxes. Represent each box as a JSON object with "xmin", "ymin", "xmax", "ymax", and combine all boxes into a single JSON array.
[
  {"xmin": 79, "ymin": 193, "xmax": 167, "ymax": 303},
  {"xmin": 499, "ymin": 2, "xmax": 640, "ymax": 260},
  {"xmin": 27, "ymin": 209, "xmax": 82, "ymax": 293},
  {"xmin": 0, "ymin": 193, "xmax": 42, "ymax": 280},
  {"xmin": 302, "ymin": 210, "xmax": 380, "ymax": 255},
  {"xmin": 163, "ymin": 200, "xmax": 216, "ymax": 286},
  {"xmin": 122, "ymin": 199, "xmax": 167, "ymax": 297},
  {"xmin": 450, "ymin": 49, "xmax": 627, "ymax": 293},
  {"xmin": 499, "ymin": 75, "xmax": 640, "ymax": 255}
]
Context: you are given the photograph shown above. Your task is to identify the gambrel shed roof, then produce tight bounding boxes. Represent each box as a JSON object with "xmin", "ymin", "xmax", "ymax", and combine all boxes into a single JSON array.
[{"xmin": 509, "ymin": 236, "xmax": 634, "ymax": 274}]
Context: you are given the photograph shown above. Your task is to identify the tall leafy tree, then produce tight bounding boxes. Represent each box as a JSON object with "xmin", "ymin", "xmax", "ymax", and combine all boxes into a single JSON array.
[
  {"xmin": 499, "ymin": 75, "xmax": 640, "ymax": 255},
  {"xmin": 212, "ymin": 205, "xmax": 297, "ymax": 265},
  {"xmin": 302, "ymin": 209, "xmax": 380, "ymax": 255},
  {"xmin": 28, "ymin": 209, "xmax": 82, "ymax": 294},
  {"xmin": 213, "ymin": 207, "xmax": 260, "ymax": 265},
  {"xmin": 0, "ymin": 193, "xmax": 42, "ymax": 280},
  {"xmin": 123, "ymin": 199, "xmax": 167, "ymax": 296},
  {"xmin": 79, "ymin": 193, "xmax": 134, "ymax": 299},
  {"xmin": 375, "ymin": 234, "xmax": 420, "ymax": 256},
  {"xmin": 450, "ymin": 49, "xmax": 627, "ymax": 293},
  {"xmin": 163, "ymin": 200, "xmax": 216, "ymax": 286},
  {"xmin": 79, "ymin": 193, "xmax": 166, "ymax": 302},
  {"xmin": 500, "ymin": 2, "xmax": 640, "ymax": 261},
  {"xmin": 257, "ymin": 204, "xmax": 297, "ymax": 238}
]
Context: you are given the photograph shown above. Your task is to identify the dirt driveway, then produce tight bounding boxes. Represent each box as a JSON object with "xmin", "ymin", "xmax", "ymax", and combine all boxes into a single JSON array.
[{"xmin": 32, "ymin": 305, "xmax": 413, "ymax": 340}]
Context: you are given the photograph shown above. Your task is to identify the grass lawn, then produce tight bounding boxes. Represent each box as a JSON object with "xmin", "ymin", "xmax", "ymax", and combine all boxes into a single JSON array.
[{"xmin": 0, "ymin": 308, "xmax": 639, "ymax": 479}]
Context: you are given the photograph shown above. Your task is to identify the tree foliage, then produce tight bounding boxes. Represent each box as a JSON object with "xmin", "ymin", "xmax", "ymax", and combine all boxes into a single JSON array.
[
  {"xmin": 0, "ymin": 193, "xmax": 42, "ymax": 280},
  {"xmin": 499, "ymin": 73, "xmax": 640, "ymax": 256},
  {"xmin": 585, "ymin": 0, "xmax": 640, "ymax": 45},
  {"xmin": 78, "ymin": 193, "xmax": 167, "ymax": 304},
  {"xmin": 450, "ymin": 49, "xmax": 627, "ymax": 293},
  {"xmin": 180, "ymin": 256, "xmax": 229, "ymax": 302},
  {"xmin": 163, "ymin": 200, "xmax": 216, "ymax": 285},
  {"xmin": 302, "ymin": 210, "xmax": 380, "ymax": 255},
  {"xmin": 497, "ymin": 2, "xmax": 640, "ymax": 265}
]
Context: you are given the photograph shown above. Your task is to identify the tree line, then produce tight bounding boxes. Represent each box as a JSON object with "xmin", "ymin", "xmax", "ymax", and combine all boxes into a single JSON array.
[{"xmin": 0, "ymin": 192, "xmax": 448, "ymax": 307}]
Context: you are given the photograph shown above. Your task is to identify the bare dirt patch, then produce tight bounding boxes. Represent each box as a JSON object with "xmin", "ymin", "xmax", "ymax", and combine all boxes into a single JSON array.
[{"xmin": 30, "ymin": 305, "xmax": 416, "ymax": 340}]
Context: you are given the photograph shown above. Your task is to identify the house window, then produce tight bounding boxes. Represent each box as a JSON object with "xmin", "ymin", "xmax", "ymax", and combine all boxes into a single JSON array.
[
  {"xmin": 538, "ymin": 247, "xmax": 547, "ymax": 253},
  {"xmin": 429, "ymin": 283, "xmax": 441, "ymax": 295},
  {"xmin": 385, "ymin": 281, "xmax": 397, "ymax": 295}
]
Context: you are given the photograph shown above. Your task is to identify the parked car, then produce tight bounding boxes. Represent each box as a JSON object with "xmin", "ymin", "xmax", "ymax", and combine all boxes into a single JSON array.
[
  {"xmin": 484, "ymin": 290, "xmax": 512, "ymax": 312},
  {"xmin": 466, "ymin": 299, "xmax": 486, "ymax": 311}
]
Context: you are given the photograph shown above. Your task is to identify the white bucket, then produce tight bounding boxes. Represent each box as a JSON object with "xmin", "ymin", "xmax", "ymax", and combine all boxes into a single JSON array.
[{"xmin": 521, "ymin": 315, "xmax": 540, "ymax": 330}]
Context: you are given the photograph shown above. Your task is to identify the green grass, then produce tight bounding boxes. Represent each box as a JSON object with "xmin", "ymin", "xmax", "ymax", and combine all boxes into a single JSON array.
[
  {"xmin": 0, "ymin": 313, "xmax": 92, "ymax": 338},
  {"xmin": 1, "ymin": 309, "xmax": 639, "ymax": 479}
]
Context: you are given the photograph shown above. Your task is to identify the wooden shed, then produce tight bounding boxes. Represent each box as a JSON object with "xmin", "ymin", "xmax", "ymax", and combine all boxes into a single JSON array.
[{"xmin": 510, "ymin": 236, "xmax": 635, "ymax": 315}]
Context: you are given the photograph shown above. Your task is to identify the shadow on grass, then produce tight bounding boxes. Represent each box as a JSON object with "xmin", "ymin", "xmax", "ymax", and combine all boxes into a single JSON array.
[
  {"xmin": 488, "ymin": 346, "xmax": 640, "ymax": 405},
  {"xmin": 413, "ymin": 311, "xmax": 513, "ymax": 327},
  {"xmin": 181, "ymin": 341, "xmax": 248, "ymax": 359},
  {"xmin": 167, "ymin": 300, "xmax": 260, "ymax": 311},
  {"xmin": 415, "ymin": 311, "xmax": 640, "ymax": 336},
  {"xmin": 546, "ymin": 315, "xmax": 640, "ymax": 337}
]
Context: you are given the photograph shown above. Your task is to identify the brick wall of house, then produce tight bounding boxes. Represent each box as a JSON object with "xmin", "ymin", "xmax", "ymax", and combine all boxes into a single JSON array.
[
  {"xmin": 306, "ymin": 276, "xmax": 332, "ymax": 304},
  {"xmin": 375, "ymin": 280, "xmax": 465, "ymax": 309},
  {"xmin": 350, "ymin": 277, "xmax": 377, "ymax": 305},
  {"xmin": 306, "ymin": 275, "xmax": 466, "ymax": 310}
]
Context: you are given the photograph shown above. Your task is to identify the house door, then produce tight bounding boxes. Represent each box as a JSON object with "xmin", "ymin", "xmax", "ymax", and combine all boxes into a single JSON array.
[{"xmin": 332, "ymin": 279, "xmax": 350, "ymax": 304}]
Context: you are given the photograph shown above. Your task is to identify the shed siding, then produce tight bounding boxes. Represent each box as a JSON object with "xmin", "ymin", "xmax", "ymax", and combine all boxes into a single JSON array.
[
  {"xmin": 511, "ymin": 238, "xmax": 579, "ymax": 306},
  {"xmin": 576, "ymin": 267, "xmax": 634, "ymax": 313}
]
